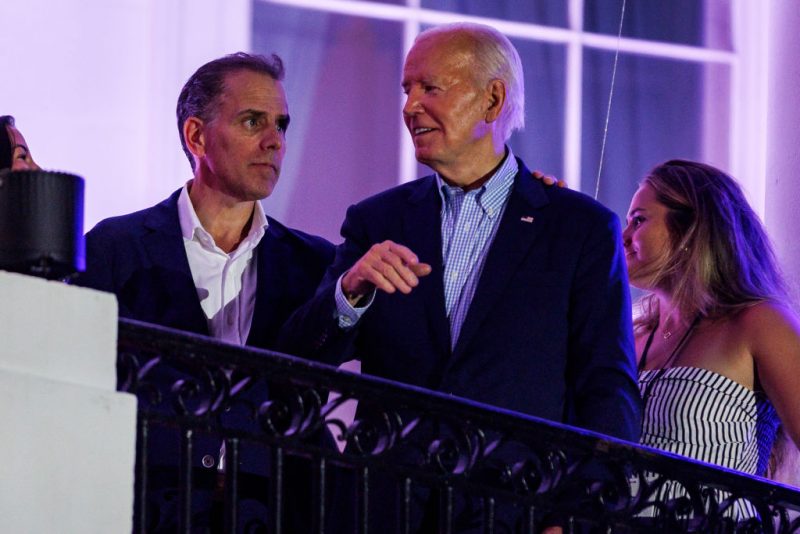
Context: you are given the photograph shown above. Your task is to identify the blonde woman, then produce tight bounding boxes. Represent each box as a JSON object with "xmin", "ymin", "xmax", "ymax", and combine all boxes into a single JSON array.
[{"xmin": 623, "ymin": 160, "xmax": 800, "ymax": 517}]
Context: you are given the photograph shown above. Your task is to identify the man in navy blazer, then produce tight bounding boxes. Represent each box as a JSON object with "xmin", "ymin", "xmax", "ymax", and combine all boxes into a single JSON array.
[
  {"xmin": 82, "ymin": 189, "xmax": 332, "ymax": 349},
  {"xmin": 279, "ymin": 23, "xmax": 642, "ymax": 531},
  {"xmin": 81, "ymin": 53, "xmax": 332, "ymax": 346},
  {"xmin": 78, "ymin": 53, "xmax": 333, "ymax": 532}
]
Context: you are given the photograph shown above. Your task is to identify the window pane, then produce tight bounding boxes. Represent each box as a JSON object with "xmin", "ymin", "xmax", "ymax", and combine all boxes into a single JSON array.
[
  {"xmin": 581, "ymin": 50, "xmax": 721, "ymax": 222},
  {"xmin": 421, "ymin": 0, "xmax": 567, "ymax": 27},
  {"xmin": 584, "ymin": 0, "xmax": 732, "ymax": 50},
  {"xmin": 252, "ymin": 3, "xmax": 404, "ymax": 242},
  {"xmin": 507, "ymin": 38, "xmax": 566, "ymax": 179}
]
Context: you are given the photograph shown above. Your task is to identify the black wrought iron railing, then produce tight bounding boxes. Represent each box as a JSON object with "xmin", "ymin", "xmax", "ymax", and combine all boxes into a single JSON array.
[{"xmin": 117, "ymin": 318, "xmax": 800, "ymax": 533}]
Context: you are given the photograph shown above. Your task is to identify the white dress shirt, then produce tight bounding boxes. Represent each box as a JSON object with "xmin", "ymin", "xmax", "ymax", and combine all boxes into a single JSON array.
[{"xmin": 177, "ymin": 183, "xmax": 268, "ymax": 346}]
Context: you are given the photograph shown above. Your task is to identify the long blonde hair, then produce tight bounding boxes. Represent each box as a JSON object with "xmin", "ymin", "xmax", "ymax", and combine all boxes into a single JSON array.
[
  {"xmin": 633, "ymin": 160, "xmax": 789, "ymax": 332},
  {"xmin": 634, "ymin": 160, "xmax": 797, "ymax": 480}
]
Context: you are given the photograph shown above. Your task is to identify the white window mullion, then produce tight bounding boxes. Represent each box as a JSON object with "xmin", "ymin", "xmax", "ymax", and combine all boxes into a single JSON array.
[
  {"xmin": 399, "ymin": 0, "xmax": 421, "ymax": 184},
  {"xmin": 730, "ymin": 0, "xmax": 769, "ymax": 218},
  {"xmin": 564, "ymin": 0, "xmax": 584, "ymax": 191}
]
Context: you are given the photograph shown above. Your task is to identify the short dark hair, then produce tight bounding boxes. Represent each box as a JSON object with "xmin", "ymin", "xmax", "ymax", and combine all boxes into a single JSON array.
[
  {"xmin": 0, "ymin": 115, "xmax": 16, "ymax": 170},
  {"xmin": 176, "ymin": 52, "xmax": 285, "ymax": 171}
]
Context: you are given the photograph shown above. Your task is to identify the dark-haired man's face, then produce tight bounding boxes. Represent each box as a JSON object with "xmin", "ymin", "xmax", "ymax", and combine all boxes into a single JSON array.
[{"xmin": 194, "ymin": 70, "xmax": 289, "ymax": 201}]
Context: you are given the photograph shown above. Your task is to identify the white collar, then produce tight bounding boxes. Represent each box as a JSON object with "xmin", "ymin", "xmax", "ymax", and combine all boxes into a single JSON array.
[{"xmin": 177, "ymin": 181, "xmax": 269, "ymax": 254}]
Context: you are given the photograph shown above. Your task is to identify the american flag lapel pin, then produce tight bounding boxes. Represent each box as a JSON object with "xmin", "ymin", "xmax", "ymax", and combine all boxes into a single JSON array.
[{"xmin": 520, "ymin": 216, "xmax": 534, "ymax": 223}]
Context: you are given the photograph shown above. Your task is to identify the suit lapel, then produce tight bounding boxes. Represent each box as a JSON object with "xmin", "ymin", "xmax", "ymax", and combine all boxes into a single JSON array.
[
  {"xmin": 401, "ymin": 177, "xmax": 451, "ymax": 356},
  {"xmin": 141, "ymin": 191, "xmax": 209, "ymax": 335},
  {"xmin": 246, "ymin": 224, "xmax": 285, "ymax": 348},
  {"xmin": 450, "ymin": 162, "xmax": 550, "ymax": 361}
]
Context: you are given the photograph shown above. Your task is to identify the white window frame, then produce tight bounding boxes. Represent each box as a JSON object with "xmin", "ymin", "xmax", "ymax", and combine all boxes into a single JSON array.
[{"xmin": 258, "ymin": 0, "xmax": 762, "ymax": 213}]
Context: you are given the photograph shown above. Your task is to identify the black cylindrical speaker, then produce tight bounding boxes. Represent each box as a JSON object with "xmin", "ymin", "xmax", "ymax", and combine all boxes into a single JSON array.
[{"xmin": 0, "ymin": 169, "xmax": 85, "ymax": 279}]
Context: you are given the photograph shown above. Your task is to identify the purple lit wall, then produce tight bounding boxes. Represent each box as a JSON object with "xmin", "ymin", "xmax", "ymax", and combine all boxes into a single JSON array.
[
  {"xmin": 0, "ymin": 0, "xmax": 252, "ymax": 232},
  {"xmin": 1, "ymin": 0, "xmax": 152, "ymax": 229},
  {"xmin": 766, "ymin": 0, "xmax": 800, "ymax": 303}
]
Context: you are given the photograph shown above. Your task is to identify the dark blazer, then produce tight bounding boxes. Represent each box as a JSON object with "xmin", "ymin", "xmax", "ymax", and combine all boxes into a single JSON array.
[
  {"xmin": 279, "ymin": 158, "xmax": 641, "ymax": 530},
  {"xmin": 77, "ymin": 188, "xmax": 335, "ymax": 531},
  {"xmin": 79, "ymin": 188, "xmax": 334, "ymax": 350},
  {"xmin": 280, "ymin": 158, "xmax": 642, "ymax": 440}
]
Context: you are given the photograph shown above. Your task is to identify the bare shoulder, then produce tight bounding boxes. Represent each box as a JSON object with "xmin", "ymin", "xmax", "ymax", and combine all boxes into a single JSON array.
[
  {"xmin": 737, "ymin": 300, "xmax": 799, "ymax": 333},
  {"xmin": 735, "ymin": 300, "xmax": 800, "ymax": 359},
  {"xmin": 737, "ymin": 301, "xmax": 800, "ymax": 449}
]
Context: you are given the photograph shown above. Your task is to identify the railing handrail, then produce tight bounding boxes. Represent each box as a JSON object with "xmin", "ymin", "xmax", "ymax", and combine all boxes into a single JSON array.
[{"xmin": 117, "ymin": 317, "xmax": 800, "ymax": 532}]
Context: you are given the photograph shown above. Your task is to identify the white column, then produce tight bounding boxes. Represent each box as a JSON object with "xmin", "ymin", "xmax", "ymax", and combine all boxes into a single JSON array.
[
  {"xmin": 765, "ymin": 0, "xmax": 800, "ymax": 300},
  {"xmin": 0, "ymin": 272, "xmax": 137, "ymax": 533}
]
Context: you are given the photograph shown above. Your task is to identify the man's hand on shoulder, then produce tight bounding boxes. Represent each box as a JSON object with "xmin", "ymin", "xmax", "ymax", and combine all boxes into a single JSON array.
[
  {"xmin": 341, "ymin": 240, "xmax": 432, "ymax": 304},
  {"xmin": 532, "ymin": 170, "xmax": 567, "ymax": 188}
]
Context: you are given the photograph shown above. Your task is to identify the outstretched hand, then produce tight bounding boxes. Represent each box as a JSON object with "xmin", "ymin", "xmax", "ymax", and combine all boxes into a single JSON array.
[
  {"xmin": 532, "ymin": 170, "xmax": 567, "ymax": 188},
  {"xmin": 341, "ymin": 240, "xmax": 432, "ymax": 303}
]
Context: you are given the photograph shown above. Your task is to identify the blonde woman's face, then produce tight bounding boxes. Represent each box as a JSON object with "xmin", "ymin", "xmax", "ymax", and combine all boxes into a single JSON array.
[{"xmin": 622, "ymin": 183, "xmax": 672, "ymax": 289}]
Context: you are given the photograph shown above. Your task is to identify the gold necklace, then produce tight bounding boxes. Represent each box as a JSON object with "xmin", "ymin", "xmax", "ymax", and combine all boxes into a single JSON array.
[{"xmin": 659, "ymin": 307, "xmax": 680, "ymax": 340}]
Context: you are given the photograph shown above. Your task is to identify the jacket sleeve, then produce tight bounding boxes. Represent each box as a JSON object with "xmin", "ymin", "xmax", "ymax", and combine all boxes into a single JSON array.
[
  {"xmin": 276, "ymin": 203, "xmax": 373, "ymax": 365},
  {"xmin": 73, "ymin": 222, "xmax": 135, "ymax": 318},
  {"xmin": 564, "ymin": 210, "xmax": 642, "ymax": 442}
]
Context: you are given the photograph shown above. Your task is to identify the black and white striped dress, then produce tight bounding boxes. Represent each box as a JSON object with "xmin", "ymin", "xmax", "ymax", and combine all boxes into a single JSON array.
[{"xmin": 638, "ymin": 366, "xmax": 780, "ymax": 519}]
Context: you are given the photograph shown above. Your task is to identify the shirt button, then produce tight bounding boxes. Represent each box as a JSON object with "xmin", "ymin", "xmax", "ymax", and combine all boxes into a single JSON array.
[
  {"xmin": 449, "ymin": 271, "xmax": 459, "ymax": 280},
  {"xmin": 341, "ymin": 316, "xmax": 353, "ymax": 327}
]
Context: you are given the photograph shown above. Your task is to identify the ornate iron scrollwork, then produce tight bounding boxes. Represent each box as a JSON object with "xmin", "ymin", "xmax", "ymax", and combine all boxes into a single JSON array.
[{"xmin": 117, "ymin": 318, "xmax": 800, "ymax": 532}]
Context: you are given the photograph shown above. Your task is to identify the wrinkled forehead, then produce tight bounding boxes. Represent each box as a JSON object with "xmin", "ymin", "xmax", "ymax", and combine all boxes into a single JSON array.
[
  {"xmin": 404, "ymin": 32, "xmax": 480, "ymax": 80},
  {"xmin": 416, "ymin": 27, "xmax": 477, "ymax": 49},
  {"xmin": 217, "ymin": 70, "xmax": 288, "ymax": 112}
]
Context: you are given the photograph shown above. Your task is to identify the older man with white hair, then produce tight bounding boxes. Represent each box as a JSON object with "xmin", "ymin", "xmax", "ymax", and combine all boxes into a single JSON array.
[{"xmin": 280, "ymin": 22, "xmax": 641, "ymax": 531}]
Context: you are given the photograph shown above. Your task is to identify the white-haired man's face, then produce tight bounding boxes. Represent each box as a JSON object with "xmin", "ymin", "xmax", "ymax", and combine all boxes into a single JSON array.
[{"xmin": 401, "ymin": 33, "xmax": 501, "ymax": 185}]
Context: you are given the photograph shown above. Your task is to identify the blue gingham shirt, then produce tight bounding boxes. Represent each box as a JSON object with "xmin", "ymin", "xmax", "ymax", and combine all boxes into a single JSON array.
[
  {"xmin": 438, "ymin": 148, "xmax": 517, "ymax": 348},
  {"xmin": 335, "ymin": 148, "xmax": 518, "ymax": 347}
]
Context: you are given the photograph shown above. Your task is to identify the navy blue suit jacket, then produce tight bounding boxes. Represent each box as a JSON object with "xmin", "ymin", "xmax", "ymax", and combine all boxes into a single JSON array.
[
  {"xmin": 79, "ymin": 188, "xmax": 335, "ymax": 350},
  {"xmin": 280, "ymin": 158, "xmax": 642, "ymax": 441},
  {"xmin": 77, "ymin": 189, "xmax": 335, "ymax": 480}
]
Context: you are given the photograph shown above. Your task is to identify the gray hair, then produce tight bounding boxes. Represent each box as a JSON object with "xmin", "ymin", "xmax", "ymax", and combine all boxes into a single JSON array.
[{"xmin": 416, "ymin": 23, "xmax": 525, "ymax": 141}]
